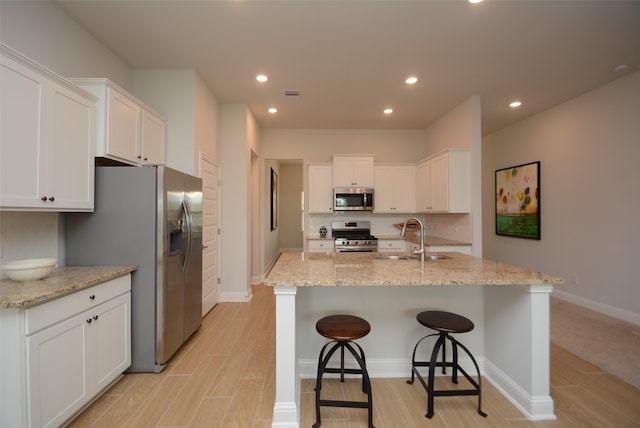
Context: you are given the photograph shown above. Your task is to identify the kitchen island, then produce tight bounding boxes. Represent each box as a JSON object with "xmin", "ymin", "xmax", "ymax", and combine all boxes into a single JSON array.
[{"xmin": 264, "ymin": 251, "xmax": 564, "ymax": 428}]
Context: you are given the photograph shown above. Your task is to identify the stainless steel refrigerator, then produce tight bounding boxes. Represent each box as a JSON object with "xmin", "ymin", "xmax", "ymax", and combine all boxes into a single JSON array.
[{"xmin": 65, "ymin": 165, "xmax": 202, "ymax": 372}]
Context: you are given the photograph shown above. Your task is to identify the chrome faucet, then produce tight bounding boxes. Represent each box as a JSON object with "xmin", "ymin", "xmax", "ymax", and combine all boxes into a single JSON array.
[{"xmin": 400, "ymin": 217, "xmax": 425, "ymax": 263}]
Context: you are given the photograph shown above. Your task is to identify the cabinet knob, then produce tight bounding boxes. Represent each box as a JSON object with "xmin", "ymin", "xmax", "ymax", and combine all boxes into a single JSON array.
[
  {"xmin": 137, "ymin": 155, "xmax": 142, "ymax": 159},
  {"xmin": 41, "ymin": 196, "xmax": 47, "ymax": 201},
  {"xmin": 89, "ymin": 294, "xmax": 96, "ymax": 300},
  {"xmin": 143, "ymin": 157, "xmax": 148, "ymax": 161},
  {"xmin": 48, "ymin": 196, "xmax": 55, "ymax": 202},
  {"xmin": 86, "ymin": 318, "xmax": 92, "ymax": 324},
  {"xmin": 93, "ymin": 315, "xmax": 99, "ymax": 321}
]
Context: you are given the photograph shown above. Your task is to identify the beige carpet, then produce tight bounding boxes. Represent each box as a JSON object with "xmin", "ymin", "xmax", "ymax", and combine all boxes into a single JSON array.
[{"xmin": 550, "ymin": 297, "xmax": 640, "ymax": 389}]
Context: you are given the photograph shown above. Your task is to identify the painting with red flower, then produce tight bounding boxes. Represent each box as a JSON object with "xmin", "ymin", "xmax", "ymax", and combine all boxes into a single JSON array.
[{"xmin": 495, "ymin": 161, "xmax": 540, "ymax": 239}]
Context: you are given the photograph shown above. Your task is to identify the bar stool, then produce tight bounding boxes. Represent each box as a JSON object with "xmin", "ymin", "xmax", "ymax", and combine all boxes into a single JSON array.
[
  {"xmin": 313, "ymin": 314, "xmax": 374, "ymax": 428},
  {"xmin": 407, "ymin": 310, "xmax": 487, "ymax": 419}
]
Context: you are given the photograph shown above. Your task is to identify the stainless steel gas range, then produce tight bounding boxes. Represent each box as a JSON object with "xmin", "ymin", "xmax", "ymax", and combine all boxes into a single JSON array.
[{"xmin": 332, "ymin": 221, "xmax": 378, "ymax": 252}]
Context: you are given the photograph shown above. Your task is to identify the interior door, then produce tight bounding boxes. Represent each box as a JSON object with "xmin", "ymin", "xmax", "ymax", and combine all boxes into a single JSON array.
[{"xmin": 201, "ymin": 156, "xmax": 220, "ymax": 315}]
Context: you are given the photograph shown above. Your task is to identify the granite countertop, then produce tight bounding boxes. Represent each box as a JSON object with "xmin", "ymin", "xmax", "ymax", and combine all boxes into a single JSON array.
[
  {"xmin": 0, "ymin": 266, "xmax": 137, "ymax": 309},
  {"xmin": 264, "ymin": 252, "xmax": 564, "ymax": 287}
]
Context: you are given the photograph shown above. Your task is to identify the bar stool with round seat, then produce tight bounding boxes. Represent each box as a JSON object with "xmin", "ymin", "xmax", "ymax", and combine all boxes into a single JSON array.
[
  {"xmin": 407, "ymin": 310, "xmax": 487, "ymax": 419},
  {"xmin": 313, "ymin": 314, "xmax": 374, "ymax": 428}
]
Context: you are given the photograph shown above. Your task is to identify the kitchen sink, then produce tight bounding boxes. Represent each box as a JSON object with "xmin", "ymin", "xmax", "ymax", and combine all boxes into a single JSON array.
[{"xmin": 374, "ymin": 253, "xmax": 452, "ymax": 261}]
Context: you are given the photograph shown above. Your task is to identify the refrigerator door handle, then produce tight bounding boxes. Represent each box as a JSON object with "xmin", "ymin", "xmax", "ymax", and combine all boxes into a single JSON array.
[{"xmin": 182, "ymin": 200, "xmax": 193, "ymax": 271}]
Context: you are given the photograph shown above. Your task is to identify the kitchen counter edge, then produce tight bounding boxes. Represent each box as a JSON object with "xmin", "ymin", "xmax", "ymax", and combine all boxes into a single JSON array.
[
  {"xmin": 264, "ymin": 252, "xmax": 564, "ymax": 288},
  {"xmin": 0, "ymin": 266, "xmax": 138, "ymax": 309}
]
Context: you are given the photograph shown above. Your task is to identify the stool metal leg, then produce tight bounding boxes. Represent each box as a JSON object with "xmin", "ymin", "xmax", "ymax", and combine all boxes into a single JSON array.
[
  {"xmin": 314, "ymin": 340, "xmax": 375, "ymax": 428},
  {"xmin": 426, "ymin": 334, "xmax": 446, "ymax": 418},
  {"xmin": 407, "ymin": 332, "xmax": 487, "ymax": 419}
]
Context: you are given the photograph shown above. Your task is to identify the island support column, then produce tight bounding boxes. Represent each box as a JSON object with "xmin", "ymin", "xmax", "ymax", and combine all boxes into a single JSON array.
[
  {"xmin": 483, "ymin": 283, "xmax": 555, "ymax": 420},
  {"xmin": 272, "ymin": 286, "xmax": 299, "ymax": 428}
]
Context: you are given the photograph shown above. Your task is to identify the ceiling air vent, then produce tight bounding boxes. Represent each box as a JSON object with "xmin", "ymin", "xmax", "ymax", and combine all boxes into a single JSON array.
[{"xmin": 284, "ymin": 90, "xmax": 301, "ymax": 99}]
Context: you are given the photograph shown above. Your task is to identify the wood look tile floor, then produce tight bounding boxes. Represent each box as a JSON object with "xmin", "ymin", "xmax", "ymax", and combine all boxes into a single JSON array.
[{"xmin": 69, "ymin": 284, "xmax": 640, "ymax": 428}]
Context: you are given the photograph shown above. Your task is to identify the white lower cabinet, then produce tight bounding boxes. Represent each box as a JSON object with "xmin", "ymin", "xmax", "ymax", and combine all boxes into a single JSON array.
[
  {"xmin": 0, "ymin": 275, "xmax": 131, "ymax": 428},
  {"xmin": 377, "ymin": 239, "xmax": 407, "ymax": 252},
  {"xmin": 308, "ymin": 240, "xmax": 335, "ymax": 252}
]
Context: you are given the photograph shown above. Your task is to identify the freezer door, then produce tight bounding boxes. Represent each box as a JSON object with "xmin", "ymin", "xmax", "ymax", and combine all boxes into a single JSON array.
[
  {"xmin": 183, "ymin": 174, "xmax": 203, "ymax": 340},
  {"xmin": 157, "ymin": 167, "xmax": 186, "ymax": 364}
]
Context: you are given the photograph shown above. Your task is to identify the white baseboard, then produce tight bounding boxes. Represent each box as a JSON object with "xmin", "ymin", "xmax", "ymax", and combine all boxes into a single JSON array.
[
  {"xmin": 484, "ymin": 360, "xmax": 555, "ymax": 421},
  {"xmin": 552, "ymin": 290, "xmax": 640, "ymax": 327}
]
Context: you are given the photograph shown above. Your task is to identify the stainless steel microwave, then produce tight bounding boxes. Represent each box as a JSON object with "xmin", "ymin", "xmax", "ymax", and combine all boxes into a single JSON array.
[{"xmin": 334, "ymin": 187, "xmax": 374, "ymax": 211}]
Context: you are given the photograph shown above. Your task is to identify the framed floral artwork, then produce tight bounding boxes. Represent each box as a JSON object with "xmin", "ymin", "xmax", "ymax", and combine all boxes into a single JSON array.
[{"xmin": 495, "ymin": 161, "xmax": 540, "ymax": 239}]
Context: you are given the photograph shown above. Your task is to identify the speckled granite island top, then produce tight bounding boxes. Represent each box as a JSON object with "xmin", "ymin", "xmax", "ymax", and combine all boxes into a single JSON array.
[
  {"xmin": 264, "ymin": 252, "xmax": 564, "ymax": 287},
  {"xmin": 0, "ymin": 266, "xmax": 137, "ymax": 309}
]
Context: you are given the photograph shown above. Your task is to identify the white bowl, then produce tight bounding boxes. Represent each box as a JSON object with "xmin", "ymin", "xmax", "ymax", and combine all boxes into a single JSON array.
[{"xmin": 2, "ymin": 258, "xmax": 58, "ymax": 282}]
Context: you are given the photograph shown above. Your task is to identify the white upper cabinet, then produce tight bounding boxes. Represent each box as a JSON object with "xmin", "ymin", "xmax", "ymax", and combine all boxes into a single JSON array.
[
  {"xmin": 71, "ymin": 78, "xmax": 165, "ymax": 166},
  {"xmin": 0, "ymin": 44, "xmax": 96, "ymax": 211},
  {"xmin": 140, "ymin": 109, "xmax": 166, "ymax": 165},
  {"xmin": 374, "ymin": 164, "xmax": 416, "ymax": 213},
  {"xmin": 308, "ymin": 164, "xmax": 334, "ymax": 213},
  {"xmin": 416, "ymin": 149, "xmax": 470, "ymax": 213},
  {"xmin": 332, "ymin": 155, "xmax": 374, "ymax": 188}
]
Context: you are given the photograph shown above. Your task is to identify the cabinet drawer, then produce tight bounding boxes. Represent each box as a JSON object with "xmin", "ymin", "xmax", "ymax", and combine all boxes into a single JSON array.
[
  {"xmin": 308, "ymin": 240, "xmax": 335, "ymax": 252},
  {"xmin": 25, "ymin": 275, "xmax": 131, "ymax": 335},
  {"xmin": 377, "ymin": 240, "xmax": 406, "ymax": 252}
]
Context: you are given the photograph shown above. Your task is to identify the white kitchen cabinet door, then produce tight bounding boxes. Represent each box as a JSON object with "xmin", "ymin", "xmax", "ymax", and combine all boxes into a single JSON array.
[
  {"xmin": 26, "ymin": 310, "xmax": 90, "ymax": 428},
  {"xmin": 0, "ymin": 54, "xmax": 48, "ymax": 208},
  {"xmin": 106, "ymin": 88, "xmax": 141, "ymax": 164},
  {"xmin": 48, "ymin": 82, "xmax": 95, "ymax": 210},
  {"xmin": 374, "ymin": 165, "xmax": 415, "ymax": 213},
  {"xmin": 0, "ymin": 46, "xmax": 95, "ymax": 211},
  {"xmin": 140, "ymin": 109, "xmax": 166, "ymax": 165},
  {"xmin": 416, "ymin": 150, "xmax": 470, "ymax": 213},
  {"xmin": 308, "ymin": 164, "xmax": 333, "ymax": 213},
  {"xmin": 93, "ymin": 293, "xmax": 131, "ymax": 391},
  {"xmin": 332, "ymin": 156, "xmax": 374, "ymax": 188}
]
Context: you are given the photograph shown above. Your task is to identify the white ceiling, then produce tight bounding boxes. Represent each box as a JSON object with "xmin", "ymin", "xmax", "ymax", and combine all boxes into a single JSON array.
[{"xmin": 55, "ymin": 0, "xmax": 640, "ymax": 135}]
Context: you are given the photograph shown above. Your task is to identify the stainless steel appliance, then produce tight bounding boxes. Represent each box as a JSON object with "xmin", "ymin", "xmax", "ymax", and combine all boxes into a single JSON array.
[
  {"xmin": 334, "ymin": 187, "xmax": 374, "ymax": 211},
  {"xmin": 332, "ymin": 221, "xmax": 378, "ymax": 252},
  {"xmin": 65, "ymin": 165, "xmax": 202, "ymax": 373}
]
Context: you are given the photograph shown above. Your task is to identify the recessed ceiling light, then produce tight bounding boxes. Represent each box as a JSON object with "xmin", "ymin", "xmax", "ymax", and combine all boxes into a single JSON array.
[
  {"xmin": 384, "ymin": 108, "xmax": 393, "ymax": 114},
  {"xmin": 509, "ymin": 101, "xmax": 522, "ymax": 108},
  {"xmin": 469, "ymin": 0, "xmax": 483, "ymax": 3},
  {"xmin": 256, "ymin": 74, "xmax": 268, "ymax": 83},
  {"xmin": 405, "ymin": 76, "xmax": 418, "ymax": 85},
  {"xmin": 268, "ymin": 107, "xmax": 277, "ymax": 113}
]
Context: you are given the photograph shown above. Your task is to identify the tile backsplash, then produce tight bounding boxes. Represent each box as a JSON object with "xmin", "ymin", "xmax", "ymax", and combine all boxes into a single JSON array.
[{"xmin": 0, "ymin": 212, "xmax": 59, "ymax": 278}]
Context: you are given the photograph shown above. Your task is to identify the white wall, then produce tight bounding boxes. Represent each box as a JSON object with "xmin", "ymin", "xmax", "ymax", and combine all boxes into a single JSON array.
[
  {"xmin": 132, "ymin": 70, "xmax": 197, "ymax": 175},
  {"xmin": 279, "ymin": 163, "xmax": 304, "ymax": 251},
  {"xmin": 482, "ymin": 71, "xmax": 640, "ymax": 325},
  {"xmin": 194, "ymin": 73, "xmax": 221, "ymax": 169},
  {"xmin": 423, "ymin": 96, "xmax": 482, "ymax": 255},
  {"xmin": 220, "ymin": 104, "xmax": 259, "ymax": 301},
  {"xmin": 0, "ymin": 1, "xmax": 131, "ymax": 89},
  {"xmin": 261, "ymin": 129, "xmax": 427, "ymax": 163}
]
